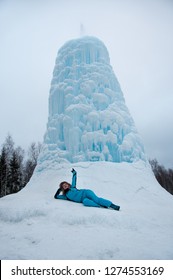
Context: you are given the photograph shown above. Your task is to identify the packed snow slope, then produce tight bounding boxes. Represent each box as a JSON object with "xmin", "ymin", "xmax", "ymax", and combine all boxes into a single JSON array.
[{"xmin": 0, "ymin": 161, "xmax": 173, "ymax": 260}]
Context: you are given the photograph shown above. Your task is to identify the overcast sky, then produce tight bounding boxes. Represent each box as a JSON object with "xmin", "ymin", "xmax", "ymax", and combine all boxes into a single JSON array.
[{"xmin": 0, "ymin": 0, "xmax": 173, "ymax": 168}]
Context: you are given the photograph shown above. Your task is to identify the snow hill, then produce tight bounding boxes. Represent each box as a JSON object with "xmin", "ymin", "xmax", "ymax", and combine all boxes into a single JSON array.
[{"xmin": 0, "ymin": 161, "xmax": 173, "ymax": 260}]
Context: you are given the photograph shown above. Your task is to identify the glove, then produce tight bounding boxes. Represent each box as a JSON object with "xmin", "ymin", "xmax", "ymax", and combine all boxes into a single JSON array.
[
  {"xmin": 71, "ymin": 168, "xmax": 76, "ymax": 174},
  {"xmin": 54, "ymin": 188, "xmax": 61, "ymax": 198}
]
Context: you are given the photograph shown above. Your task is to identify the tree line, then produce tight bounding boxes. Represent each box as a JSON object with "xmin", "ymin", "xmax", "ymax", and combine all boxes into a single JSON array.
[
  {"xmin": 149, "ymin": 159, "xmax": 173, "ymax": 195},
  {"xmin": 0, "ymin": 134, "xmax": 42, "ymax": 198},
  {"xmin": 0, "ymin": 135, "xmax": 173, "ymax": 198}
]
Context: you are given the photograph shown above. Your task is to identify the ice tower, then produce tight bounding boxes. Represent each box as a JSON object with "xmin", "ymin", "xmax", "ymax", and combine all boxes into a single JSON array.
[{"xmin": 39, "ymin": 36, "xmax": 146, "ymax": 166}]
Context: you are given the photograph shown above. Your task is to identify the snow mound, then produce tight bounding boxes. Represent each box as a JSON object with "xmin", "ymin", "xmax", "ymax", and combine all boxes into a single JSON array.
[{"xmin": 0, "ymin": 161, "xmax": 172, "ymax": 260}]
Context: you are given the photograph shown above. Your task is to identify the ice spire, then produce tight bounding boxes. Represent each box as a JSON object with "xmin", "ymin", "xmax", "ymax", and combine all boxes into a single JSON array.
[
  {"xmin": 38, "ymin": 36, "xmax": 146, "ymax": 167},
  {"xmin": 80, "ymin": 23, "xmax": 86, "ymax": 37}
]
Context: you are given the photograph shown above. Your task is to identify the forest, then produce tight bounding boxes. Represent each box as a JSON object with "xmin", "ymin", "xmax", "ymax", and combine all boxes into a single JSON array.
[{"xmin": 0, "ymin": 135, "xmax": 41, "ymax": 198}]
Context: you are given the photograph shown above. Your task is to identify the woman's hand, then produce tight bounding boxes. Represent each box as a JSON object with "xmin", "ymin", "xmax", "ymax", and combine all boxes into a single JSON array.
[
  {"xmin": 54, "ymin": 188, "xmax": 61, "ymax": 198},
  {"xmin": 71, "ymin": 168, "xmax": 76, "ymax": 174}
]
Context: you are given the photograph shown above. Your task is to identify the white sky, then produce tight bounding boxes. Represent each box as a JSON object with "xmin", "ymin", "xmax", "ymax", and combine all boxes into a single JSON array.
[{"xmin": 0, "ymin": 0, "xmax": 173, "ymax": 168}]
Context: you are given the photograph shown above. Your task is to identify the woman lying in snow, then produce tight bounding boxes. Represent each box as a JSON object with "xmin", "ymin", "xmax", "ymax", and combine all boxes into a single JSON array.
[{"xmin": 54, "ymin": 169, "xmax": 120, "ymax": 211}]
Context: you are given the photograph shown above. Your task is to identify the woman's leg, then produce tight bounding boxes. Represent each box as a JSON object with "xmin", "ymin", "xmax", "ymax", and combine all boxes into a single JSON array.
[
  {"xmin": 83, "ymin": 190, "xmax": 112, "ymax": 208},
  {"xmin": 82, "ymin": 198, "xmax": 100, "ymax": 207}
]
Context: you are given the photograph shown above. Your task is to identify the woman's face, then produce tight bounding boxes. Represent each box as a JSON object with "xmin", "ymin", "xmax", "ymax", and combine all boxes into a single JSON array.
[{"xmin": 62, "ymin": 182, "xmax": 70, "ymax": 190}]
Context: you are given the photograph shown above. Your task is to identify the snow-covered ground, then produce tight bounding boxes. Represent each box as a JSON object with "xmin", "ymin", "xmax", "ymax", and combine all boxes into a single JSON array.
[{"xmin": 0, "ymin": 161, "xmax": 172, "ymax": 260}]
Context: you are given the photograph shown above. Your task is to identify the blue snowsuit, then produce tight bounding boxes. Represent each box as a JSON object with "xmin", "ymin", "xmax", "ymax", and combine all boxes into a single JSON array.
[{"xmin": 54, "ymin": 170, "xmax": 112, "ymax": 208}]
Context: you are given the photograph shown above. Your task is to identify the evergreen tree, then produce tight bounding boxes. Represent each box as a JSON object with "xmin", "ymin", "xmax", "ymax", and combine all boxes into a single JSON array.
[
  {"xmin": 24, "ymin": 159, "xmax": 35, "ymax": 185},
  {"xmin": 15, "ymin": 146, "xmax": 25, "ymax": 188},
  {"xmin": 4, "ymin": 134, "xmax": 14, "ymax": 164},
  {"xmin": 9, "ymin": 151, "xmax": 23, "ymax": 194},
  {"xmin": 0, "ymin": 147, "xmax": 8, "ymax": 197}
]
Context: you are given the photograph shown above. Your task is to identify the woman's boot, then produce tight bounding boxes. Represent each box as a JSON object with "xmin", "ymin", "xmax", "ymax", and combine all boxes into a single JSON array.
[{"xmin": 110, "ymin": 203, "xmax": 120, "ymax": 211}]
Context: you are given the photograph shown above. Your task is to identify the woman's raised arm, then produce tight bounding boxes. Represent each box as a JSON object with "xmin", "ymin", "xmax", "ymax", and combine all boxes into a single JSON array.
[{"xmin": 71, "ymin": 168, "xmax": 77, "ymax": 188}]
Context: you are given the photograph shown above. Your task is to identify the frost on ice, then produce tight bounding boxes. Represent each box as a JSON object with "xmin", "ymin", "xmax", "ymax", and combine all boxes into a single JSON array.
[{"xmin": 38, "ymin": 36, "xmax": 146, "ymax": 167}]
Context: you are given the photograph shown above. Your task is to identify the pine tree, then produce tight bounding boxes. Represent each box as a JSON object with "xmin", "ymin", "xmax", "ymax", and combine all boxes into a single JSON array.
[
  {"xmin": 0, "ymin": 147, "xmax": 8, "ymax": 197},
  {"xmin": 24, "ymin": 159, "xmax": 35, "ymax": 184},
  {"xmin": 15, "ymin": 146, "xmax": 25, "ymax": 188},
  {"xmin": 4, "ymin": 134, "xmax": 14, "ymax": 164},
  {"xmin": 9, "ymin": 151, "xmax": 23, "ymax": 194}
]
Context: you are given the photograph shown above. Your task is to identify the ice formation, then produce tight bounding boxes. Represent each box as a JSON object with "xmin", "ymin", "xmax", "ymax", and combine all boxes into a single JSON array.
[{"xmin": 38, "ymin": 36, "xmax": 146, "ymax": 166}]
